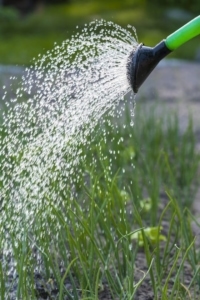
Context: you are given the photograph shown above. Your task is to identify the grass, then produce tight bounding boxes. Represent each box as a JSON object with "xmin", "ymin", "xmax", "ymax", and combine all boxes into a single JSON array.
[
  {"xmin": 0, "ymin": 1, "xmax": 197, "ymax": 65},
  {"xmin": 0, "ymin": 101, "xmax": 200, "ymax": 299}
]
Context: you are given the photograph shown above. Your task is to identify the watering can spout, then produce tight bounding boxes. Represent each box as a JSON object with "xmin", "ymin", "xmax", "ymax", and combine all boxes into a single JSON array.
[
  {"xmin": 127, "ymin": 41, "xmax": 171, "ymax": 93},
  {"xmin": 127, "ymin": 15, "xmax": 200, "ymax": 93}
]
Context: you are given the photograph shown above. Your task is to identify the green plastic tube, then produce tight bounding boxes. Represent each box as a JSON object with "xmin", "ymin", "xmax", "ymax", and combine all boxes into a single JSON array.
[{"xmin": 165, "ymin": 15, "xmax": 200, "ymax": 51}]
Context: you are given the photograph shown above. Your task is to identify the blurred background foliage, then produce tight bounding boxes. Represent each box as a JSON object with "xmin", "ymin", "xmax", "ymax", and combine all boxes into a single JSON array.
[{"xmin": 0, "ymin": 0, "xmax": 199, "ymax": 65}]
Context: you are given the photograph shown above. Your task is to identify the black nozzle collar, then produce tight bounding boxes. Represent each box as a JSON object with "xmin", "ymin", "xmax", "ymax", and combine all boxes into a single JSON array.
[{"xmin": 127, "ymin": 40, "xmax": 172, "ymax": 93}]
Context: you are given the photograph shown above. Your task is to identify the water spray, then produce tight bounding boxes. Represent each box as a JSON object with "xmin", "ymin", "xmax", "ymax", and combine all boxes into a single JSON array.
[{"xmin": 127, "ymin": 15, "xmax": 200, "ymax": 93}]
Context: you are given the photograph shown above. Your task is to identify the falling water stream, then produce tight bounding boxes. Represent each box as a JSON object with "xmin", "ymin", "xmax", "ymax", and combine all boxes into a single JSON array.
[{"xmin": 0, "ymin": 19, "xmax": 138, "ymax": 296}]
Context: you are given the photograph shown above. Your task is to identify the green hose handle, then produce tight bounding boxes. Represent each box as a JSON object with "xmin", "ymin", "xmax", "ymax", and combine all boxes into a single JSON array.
[{"xmin": 165, "ymin": 15, "xmax": 200, "ymax": 51}]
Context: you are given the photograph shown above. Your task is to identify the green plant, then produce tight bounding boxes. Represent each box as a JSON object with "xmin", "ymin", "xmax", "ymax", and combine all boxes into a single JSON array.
[{"xmin": 0, "ymin": 102, "xmax": 199, "ymax": 298}]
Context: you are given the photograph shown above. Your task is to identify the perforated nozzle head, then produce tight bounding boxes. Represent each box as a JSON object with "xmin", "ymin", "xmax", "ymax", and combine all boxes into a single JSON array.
[{"xmin": 127, "ymin": 41, "xmax": 171, "ymax": 93}]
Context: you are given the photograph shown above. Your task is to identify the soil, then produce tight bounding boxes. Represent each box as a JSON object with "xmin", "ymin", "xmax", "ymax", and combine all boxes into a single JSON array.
[{"xmin": 1, "ymin": 60, "xmax": 200, "ymax": 299}]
